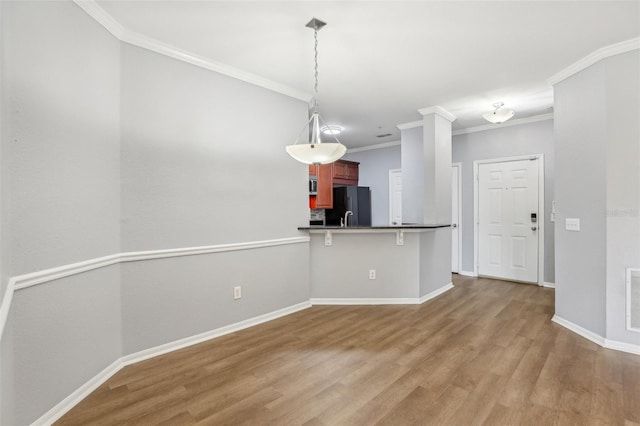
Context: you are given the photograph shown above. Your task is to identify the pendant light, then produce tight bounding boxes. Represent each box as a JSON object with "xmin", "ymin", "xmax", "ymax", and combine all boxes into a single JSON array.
[
  {"xmin": 286, "ymin": 18, "xmax": 346, "ymax": 165},
  {"xmin": 482, "ymin": 102, "xmax": 515, "ymax": 124}
]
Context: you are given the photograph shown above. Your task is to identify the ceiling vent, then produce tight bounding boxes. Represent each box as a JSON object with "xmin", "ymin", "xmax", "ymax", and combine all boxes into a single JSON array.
[{"xmin": 376, "ymin": 133, "xmax": 393, "ymax": 138}]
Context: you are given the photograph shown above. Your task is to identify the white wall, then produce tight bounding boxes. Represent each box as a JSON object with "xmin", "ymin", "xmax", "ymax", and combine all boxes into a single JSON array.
[
  {"xmin": 452, "ymin": 119, "xmax": 555, "ymax": 282},
  {"xmin": 343, "ymin": 144, "xmax": 401, "ymax": 226},
  {"xmin": 0, "ymin": 2, "xmax": 310, "ymax": 424}
]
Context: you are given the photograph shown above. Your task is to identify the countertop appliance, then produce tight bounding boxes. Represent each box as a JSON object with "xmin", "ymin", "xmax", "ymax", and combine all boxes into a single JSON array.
[
  {"xmin": 325, "ymin": 186, "xmax": 371, "ymax": 227},
  {"xmin": 309, "ymin": 176, "xmax": 318, "ymax": 195}
]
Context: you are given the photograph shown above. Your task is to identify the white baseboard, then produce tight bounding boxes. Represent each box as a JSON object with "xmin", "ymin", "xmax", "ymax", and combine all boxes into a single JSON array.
[
  {"xmin": 419, "ymin": 282, "xmax": 454, "ymax": 304},
  {"xmin": 543, "ymin": 282, "xmax": 556, "ymax": 289},
  {"xmin": 552, "ymin": 314, "xmax": 640, "ymax": 355},
  {"xmin": 604, "ymin": 338, "xmax": 640, "ymax": 355},
  {"xmin": 30, "ymin": 301, "xmax": 311, "ymax": 426},
  {"xmin": 311, "ymin": 282, "xmax": 454, "ymax": 306},
  {"xmin": 311, "ymin": 297, "xmax": 421, "ymax": 305},
  {"xmin": 32, "ymin": 359, "xmax": 124, "ymax": 426},
  {"xmin": 459, "ymin": 270, "xmax": 477, "ymax": 277},
  {"xmin": 552, "ymin": 315, "xmax": 606, "ymax": 346},
  {"xmin": 121, "ymin": 301, "xmax": 311, "ymax": 366}
]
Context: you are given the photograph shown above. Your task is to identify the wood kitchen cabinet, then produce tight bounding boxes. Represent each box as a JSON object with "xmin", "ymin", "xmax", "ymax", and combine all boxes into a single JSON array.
[
  {"xmin": 332, "ymin": 160, "xmax": 359, "ymax": 185},
  {"xmin": 308, "ymin": 160, "xmax": 359, "ymax": 209},
  {"xmin": 315, "ymin": 164, "xmax": 333, "ymax": 208}
]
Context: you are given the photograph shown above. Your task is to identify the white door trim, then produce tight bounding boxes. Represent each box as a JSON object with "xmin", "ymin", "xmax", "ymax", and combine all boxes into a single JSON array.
[
  {"xmin": 452, "ymin": 163, "xmax": 462, "ymax": 274},
  {"xmin": 473, "ymin": 154, "xmax": 545, "ymax": 285},
  {"xmin": 389, "ymin": 169, "xmax": 402, "ymax": 225}
]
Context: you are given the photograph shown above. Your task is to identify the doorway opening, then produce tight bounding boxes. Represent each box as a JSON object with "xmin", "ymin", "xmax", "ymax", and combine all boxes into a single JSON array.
[{"xmin": 473, "ymin": 155, "xmax": 544, "ymax": 285}]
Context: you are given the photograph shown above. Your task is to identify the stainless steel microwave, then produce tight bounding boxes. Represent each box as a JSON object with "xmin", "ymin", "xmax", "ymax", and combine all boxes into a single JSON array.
[{"xmin": 309, "ymin": 177, "xmax": 318, "ymax": 195}]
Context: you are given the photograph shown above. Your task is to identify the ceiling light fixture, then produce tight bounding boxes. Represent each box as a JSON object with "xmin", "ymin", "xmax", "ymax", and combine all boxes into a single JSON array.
[
  {"xmin": 286, "ymin": 18, "xmax": 346, "ymax": 165},
  {"xmin": 482, "ymin": 102, "xmax": 515, "ymax": 124},
  {"xmin": 321, "ymin": 125, "xmax": 343, "ymax": 136}
]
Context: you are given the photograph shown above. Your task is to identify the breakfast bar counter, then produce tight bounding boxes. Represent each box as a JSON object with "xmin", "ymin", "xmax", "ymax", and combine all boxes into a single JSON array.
[{"xmin": 298, "ymin": 225, "xmax": 453, "ymax": 305}]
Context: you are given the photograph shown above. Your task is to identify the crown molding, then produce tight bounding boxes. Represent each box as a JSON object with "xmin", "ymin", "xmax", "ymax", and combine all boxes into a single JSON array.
[
  {"xmin": 418, "ymin": 106, "xmax": 457, "ymax": 122},
  {"xmin": 548, "ymin": 37, "xmax": 640, "ymax": 86},
  {"xmin": 347, "ymin": 140, "xmax": 400, "ymax": 154},
  {"xmin": 73, "ymin": 0, "xmax": 125, "ymax": 39},
  {"xmin": 452, "ymin": 113, "xmax": 553, "ymax": 136},
  {"xmin": 397, "ymin": 120, "xmax": 423, "ymax": 130},
  {"xmin": 72, "ymin": 0, "xmax": 312, "ymax": 102}
]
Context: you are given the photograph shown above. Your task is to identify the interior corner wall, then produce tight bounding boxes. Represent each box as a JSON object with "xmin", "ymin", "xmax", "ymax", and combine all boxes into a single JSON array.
[
  {"xmin": 604, "ymin": 50, "xmax": 640, "ymax": 345},
  {"xmin": 343, "ymin": 145, "xmax": 401, "ymax": 226},
  {"xmin": 452, "ymin": 119, "xmax": 555, "ymax": 281},
  {"xmin": 401, "ymin": 126, "xmax": 424, "ymax": 224},
  {"xmin": 119, "ymin": 43, "xmax": 310, "ymax": 355},
  {"xmin": 1, "ymin": 1, "xmax": 311, "ymax": 424},
  {"xmin": 1, "ymin": 1, "xmax": 122, "ymax": 424},
  {"xmin": 553, "ymin": 62, "xmax": 608, "ymax": 337}
]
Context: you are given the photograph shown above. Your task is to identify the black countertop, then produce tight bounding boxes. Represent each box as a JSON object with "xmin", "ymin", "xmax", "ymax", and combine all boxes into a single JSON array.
[{"xmin": 298, "ymin": 224, "xmax": 451, "ymax": 230}]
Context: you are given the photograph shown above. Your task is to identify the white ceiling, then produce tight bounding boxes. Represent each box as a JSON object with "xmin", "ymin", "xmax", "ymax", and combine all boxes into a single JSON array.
[{"xmin": 96, "ymin": 1, "xmax": 640, "ymax": 148}]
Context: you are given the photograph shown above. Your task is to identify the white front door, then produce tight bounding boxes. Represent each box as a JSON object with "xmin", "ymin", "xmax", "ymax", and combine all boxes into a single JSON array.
[
  {"xmin": 452, "ymin": 164, "xmax": 461, "ymax": 273},
  {"xmin": 389, "ymin": 169, "xmax": 402, "ymax": 225},
  {"xmin": 478, "ymin": 159, "xmax": 539, "ymax": 283}
]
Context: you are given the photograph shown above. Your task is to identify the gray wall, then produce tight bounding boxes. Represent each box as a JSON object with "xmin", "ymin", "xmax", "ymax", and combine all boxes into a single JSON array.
[
  {"xmin": 400, "ymin": 126, "xmax": 425, "ymax": 224},
  {"xmin": 309, "ymin": 230, "xmax": 451, "ymax": 300},
  {"xmin": 554, "ymin": 49, "xmax": 640, "ymax": 344},
  {"xmin": 554, "ymin": 61, "xmax": 609, "ymax": 337},
  {"xmin": 1, "ymin": 2, "xmax": 122, "ymax": 424},
  {"xmin": 604, "ymin": 51, "xmax": 640, "ymax": 344},
  {"xmin": 0, "ymin": 2, "xmax": 309, "ymax": 424},
  {"xmin": 310, "ymin": 233, "xmax": 420, "ymax": 299},
  {"xmin": 452, "ymin": 119, "xmax": 555, "ymax": 282},
  {"xmin": 419, "ymin": 228, "xmax": 453, "ymax": 297},
  {"xmin": 2, "ymin": 1, "xmax": 122, "ymax": 276},
  {"xmin": 343, "ymin": 144, "xmax": 401, "ymax": 226},
  {"xmin": 423, "ymin": 113, "xmax": 453, "ymax": 225},
  {"xmin": 120, "ymin": 44, "xmax": 308, "ymax": 250}
]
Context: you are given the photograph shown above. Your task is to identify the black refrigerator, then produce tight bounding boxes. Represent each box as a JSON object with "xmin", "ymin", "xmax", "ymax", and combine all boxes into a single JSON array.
[{"xmin": 326, "ymin": 186, "xmax": 372, "ymax": 227}]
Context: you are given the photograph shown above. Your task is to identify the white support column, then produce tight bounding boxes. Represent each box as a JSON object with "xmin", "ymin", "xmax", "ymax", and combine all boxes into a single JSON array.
[{"xmin": 418, "ymin": 106, "xmax": 455, "ymax": 224}]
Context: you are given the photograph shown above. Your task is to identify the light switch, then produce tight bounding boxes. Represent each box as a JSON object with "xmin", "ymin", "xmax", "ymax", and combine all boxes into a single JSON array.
[{"xmin": 565, "ymin": 218, "xmax": 580, "ymax": 231}]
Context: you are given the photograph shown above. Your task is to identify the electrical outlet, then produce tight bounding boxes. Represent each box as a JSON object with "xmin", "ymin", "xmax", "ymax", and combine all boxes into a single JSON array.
[
  {"xmin": 369, "ymin": 269, "xmax": 376, "ymax": 280},
  {"xmin": 233, "ymin": 286, "xmax": 242, "ymax": 300}
]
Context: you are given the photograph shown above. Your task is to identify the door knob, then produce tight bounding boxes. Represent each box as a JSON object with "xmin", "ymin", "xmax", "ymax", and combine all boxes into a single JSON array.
[
  {"xmin": 531, "ymin": 226, "xmax": 537, "ymax": 231},
  {"xmin": 452, "ymin": 224, "xmax": 457, "ymax": 228}
]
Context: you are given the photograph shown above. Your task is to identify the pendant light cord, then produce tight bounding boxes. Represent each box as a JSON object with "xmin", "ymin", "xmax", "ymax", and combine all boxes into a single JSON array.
[{"xmin": 313, "ymin": 29, "xmax": 319, "ymax": 113}]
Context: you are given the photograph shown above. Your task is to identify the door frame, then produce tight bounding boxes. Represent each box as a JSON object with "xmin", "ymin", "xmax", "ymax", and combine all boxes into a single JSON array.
[
  {"xmin": 473, "ymin": 154, "xmax": 545, "ymax": 285},
  {"xmin": 388, "ymin": 168, "xmax": 402, "ymax": 225},
  {"xmin": 452, "ymin": 162, "xmax": 462, "ymax": 274}
]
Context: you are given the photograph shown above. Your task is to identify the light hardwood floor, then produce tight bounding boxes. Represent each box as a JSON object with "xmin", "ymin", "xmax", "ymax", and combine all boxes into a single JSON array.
[{"xmin": 57, "ymin": 275, "xmax": 640, "ymax": 425}]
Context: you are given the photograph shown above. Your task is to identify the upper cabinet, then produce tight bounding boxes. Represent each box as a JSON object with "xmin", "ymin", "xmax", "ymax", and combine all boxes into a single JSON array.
[
  {"xmin": 308, "ymin": 160, "xmax": 359, "ymax": 209},
  {"xmin": 332, "ymin": 160, "xmax": 359, "ymax": 185}
]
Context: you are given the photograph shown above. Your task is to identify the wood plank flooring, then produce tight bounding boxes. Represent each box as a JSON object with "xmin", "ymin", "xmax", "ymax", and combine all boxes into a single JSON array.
[{"xmin": 56, "ymin": 275, "xmax": 640, "ymax": 425}]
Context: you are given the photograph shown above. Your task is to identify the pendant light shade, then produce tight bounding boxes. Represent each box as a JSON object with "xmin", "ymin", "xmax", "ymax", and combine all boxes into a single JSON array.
[
  {"xmin": 483, "ymin": 102, "xmax": 515, "ymax": 124},
  {"xmin": 286, "ymin": 18, "xmax": 346, "ymax": 165},
  {"xmin": 285, "ymin": 139, "xmax": 347, "ymax": 165}
]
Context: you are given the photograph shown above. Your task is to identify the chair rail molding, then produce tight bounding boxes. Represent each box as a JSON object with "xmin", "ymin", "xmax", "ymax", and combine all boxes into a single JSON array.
[{"xmin": 0, "ymin": 236, "xmax": 310, "ymax": 341}]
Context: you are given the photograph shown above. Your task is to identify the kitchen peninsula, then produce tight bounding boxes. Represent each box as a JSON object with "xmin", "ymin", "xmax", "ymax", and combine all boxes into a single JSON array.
[{"xmin": 299, "ymin": 225, "xmax": 453, "ymax": 305}]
